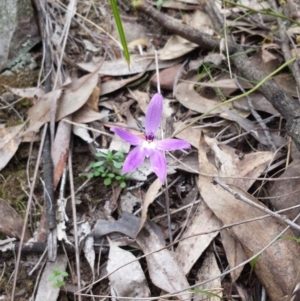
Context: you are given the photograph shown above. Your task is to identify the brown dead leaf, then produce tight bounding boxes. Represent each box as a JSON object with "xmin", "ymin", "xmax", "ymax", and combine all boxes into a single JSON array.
[
  {"xmin": 0, "ymin": 124, "xmax": 24, "ymax": 170},
  {"xmin": 198, "ymin": 133, "xmax": 300, "ymax": 301},
  {"xmin": 100, "ymin": 69, "xmax": 148, "ymax": 96},
  {"xmin": 131, "ymin": 90, "xmax": 149, "ymax": 114},
  {"xmin": 25, "ymin": 69, "xmax": 99, "ymax": 134},
  {"xmin": 194, "ymin": 252, "xmax": 222, "ymax": 301},
  {"xmin": 235, "ymin": 93, "xmax": 278, "ymax": 115},
  {"xmin": 72, "ymin": 105, "xmax": 107, "ymax": 124},
  {"xmin": 220, "ymin": 229, "xmax": 246, "ymax": 282},
  {"xmin": 5, "ymin": 85, "xmax": 45, "ymax": 102},
  {"xmin": 78, "ymin": 54, "xmax": 181, "ymax": 76},
  {"xmin": 136, "ymin": 221, "xmax": 191, "ymax": 301},
  {"xmin": 151, "ymin": 64, "xmax": 182, "ymax": 90},
  {"xmin": 159, "ymin": 10, "xmax": 213, "ymax": 60},
  {"xmin": 86, "ymin": 86, "xmax": 100, "ymax": 112},
  {"xmin": 176, "ymin": 201, "xmax": 221, "ymax": 274},
  {"xmin": 52, "ymin": 117, "xmax": 71, "ymax": 189},
  {"xmin": 269, "ymin": 161, "xmax": 300, "ymax": 235},
  {"xmin": 139, "ymin": 178, "xmax": 162, "ymax": 233},
  {"xmin": 0, "ymin": 199, "xmax": 31, "ymax": 241},
  {"xmin": 175, "ymin": 81, "xmax": 228, "ymax": 113},
  {"xmin": 173, "ymin": 121, "xmax": 201, "ymax": 149}
]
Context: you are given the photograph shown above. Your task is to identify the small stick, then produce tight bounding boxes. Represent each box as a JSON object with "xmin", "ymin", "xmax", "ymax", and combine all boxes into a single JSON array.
[{"xmin": 212, "ymin": 177, "xmax": 300, "ymax": 232}]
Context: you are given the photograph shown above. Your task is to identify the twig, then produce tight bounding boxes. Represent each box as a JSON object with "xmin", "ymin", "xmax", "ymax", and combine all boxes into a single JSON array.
[
  {"xmin": 212, "ymin": 177, "xmax": 300, "ymax": 232},
  {"xmin": 68, "ymin": 139, "xmax": 82, "ymax": 300},
  {"xmin": 234, "ymin": 76, "xmax": 276, "ymax": 152}
]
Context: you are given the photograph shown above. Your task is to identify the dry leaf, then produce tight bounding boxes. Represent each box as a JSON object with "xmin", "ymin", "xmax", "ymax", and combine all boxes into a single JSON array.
[
  {"xmin": 72, "ymin": 105, "xmax": 107, "ymax": 124},
  {"xmin": 151, "ymin": 65, "xmax": 182, "ymax": 90},
  {"xmin": 136, "ymin": 221, "xmax": 191, "ymax": 301},
  {"xmin": 173, "ymin": 121, "xmax": 201, "ymax": 149},
  {"xmin": 0, "ymin": 124, "xmax": 24, "ymax": 171},
  {"xmin": 5, "ymin": 85, "xmax": 45, "ymax": 100},
  {"xmin": 107, "ymin": 239, "xmax": 150, "ymax": 300},
  {"xmin": 176, "ymin": 201, "xmax": 221, "ymax": 274},
  {"xmin": 139, "ymin": 178, "xmax": 162, "ymax": 233},
  {"xmin": 198, "ymin": 133, "xmax": 300, "ymax": 301},
  {"xmin": 220, "ymin": 229, "xmax": 246, "ymax": 282},
  {"xmin": 194, "ymin": 252, "xmax": 222, "ymax": 301},
  {"xmin": 269, "ymin": 161, "xmax": 300, "ymax": 235},
  {"xmin": 78, "ymin": 54, "xmax": 181, "ymax": 76},
  {"xmin": 0, "ymin": 199, "xmax": 31, "ymax": 241},
  {"xmin": 159, "ymin": 10, "xmax": 213, "ymax": 60},
  {"xmin": 25, "ymin": 69, "xmax": 99, "ymax": 134},
  {"xmin": 52, "ymin": 117, "xmax": 71, "ymax": 189}
]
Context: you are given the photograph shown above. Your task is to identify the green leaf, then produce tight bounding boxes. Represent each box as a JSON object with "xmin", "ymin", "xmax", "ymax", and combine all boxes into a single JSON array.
[
  {"xmin": 157, "ymin": 0, "xmax": 164, "ymax": 10},
  {"xmin": 113, "ymin": 160, "xmax": 123, "ymax": 169},
  {"xmin": 120, "ymin": 181, "xmax": 126, "ymax": 188},
  {"xmin": 108, "ymin": 173, "xmax": 115, "ymax": 178},
  {"xmin": 104, "ymin": 178, "xmax": 112, "ymax": 185},
  {"xmin": 92, "ymin": 161, "xmax": 105, "ymax": 167},
  {"xmin": 95, "ymin": 152, "xmax": 107, "ymax": 158},
  {"xmin": 94, "ymin": 171, "xmax": 100, "ymax": 177},
  {"xmin": 109, "ymin": 0, "xmax": 130, "ymax": 67},
  {"xmin": 87, "ymin": 173, "xmax": 94, "ymax": 179}
]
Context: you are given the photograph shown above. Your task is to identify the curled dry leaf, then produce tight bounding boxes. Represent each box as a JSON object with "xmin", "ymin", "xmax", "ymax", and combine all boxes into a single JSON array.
[
  {"xmin": 136, "ymin": 221, "xmax": 191, "ymax": 301},
  {"xmin": 52, "ymin": 117, "xmax": 71, "ymax": 189},
  {"xmin": 0, "ymin": 124, "xmax": 24, "ymax": 171},
  {"xmin": 198, "ymin": 133, "xmax": 300, "ymax": 301},
  {"xmin": 107, "ymin": 239, "xmax": 150, "ymax": 301},
  {"xmin": 92, "ymin": 212, "xmax": 140, "ymax": 239}
]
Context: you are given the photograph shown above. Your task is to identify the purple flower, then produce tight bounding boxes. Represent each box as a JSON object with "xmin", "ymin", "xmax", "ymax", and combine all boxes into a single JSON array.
[{"xmin": 111, "ymin": 93, "xmax": 191, "ymax": 183}]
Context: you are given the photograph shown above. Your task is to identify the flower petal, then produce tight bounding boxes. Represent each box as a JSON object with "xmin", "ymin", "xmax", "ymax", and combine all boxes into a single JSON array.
[
  {"xmin": 122, "ymin": 146, "xmax": 146, "ymax": 174},
  {"xmin": 145, "ymin": 93, "xmax": 163, "ymax": 136},
  {"xmin": 156, "ymin": 139, "xmax": 191, "ymax": 151},
  {"xmin": 111, "ymin": 128, "xmax": 143, "ymax": 146},
  {"xmin": 150, "ymin": 150, "xmax": 167, "ymax": 184}
]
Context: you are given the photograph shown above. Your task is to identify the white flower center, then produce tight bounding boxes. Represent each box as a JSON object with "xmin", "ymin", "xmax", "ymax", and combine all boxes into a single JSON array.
[
  {"xmin": 142, "ymin": 140, "xmax": 156, "ymax": 157},
  {"xmin": 142, "ymin": 140, "xmax": 156, "ymax": 149}
]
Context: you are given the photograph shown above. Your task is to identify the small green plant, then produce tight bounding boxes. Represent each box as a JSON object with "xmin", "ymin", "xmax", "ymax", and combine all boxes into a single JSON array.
[
  {"xmin": 48, "ymin": 267, "xmax": 68, "ymax": 288},
  {"xmin": 88, "ymin": 150, "xmax": 128, "ymax": 188}
]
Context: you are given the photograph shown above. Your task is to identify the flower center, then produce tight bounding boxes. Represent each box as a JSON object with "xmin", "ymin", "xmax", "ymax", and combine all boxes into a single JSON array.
[{"xmin": 145, "ymin": 132, "xmax": 154, "ymax": 142}]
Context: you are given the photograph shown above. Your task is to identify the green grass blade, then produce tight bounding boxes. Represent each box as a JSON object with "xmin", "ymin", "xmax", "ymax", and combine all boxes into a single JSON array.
[{"xmin": 109, "ymin": 0, "xmax": 131, "ymax": 68}]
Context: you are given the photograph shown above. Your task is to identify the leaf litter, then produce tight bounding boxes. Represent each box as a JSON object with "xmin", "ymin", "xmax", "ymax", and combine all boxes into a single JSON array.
[{"xmin": 2, "ymin": 0, "xmax": 300, "ymax": 301}]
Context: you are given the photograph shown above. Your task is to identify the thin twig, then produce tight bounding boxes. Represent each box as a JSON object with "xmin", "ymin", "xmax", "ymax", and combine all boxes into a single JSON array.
[
  {"xmin": 234, "ymin": 76, "xmax": 276, "ymax": 152},
  {"xmin": 212, "ymin": 177, "xmax": 300, "ymax": 232},
  {"xmin": 68, "ymin": 139, "xmax": 82, "ymax": 300}
]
